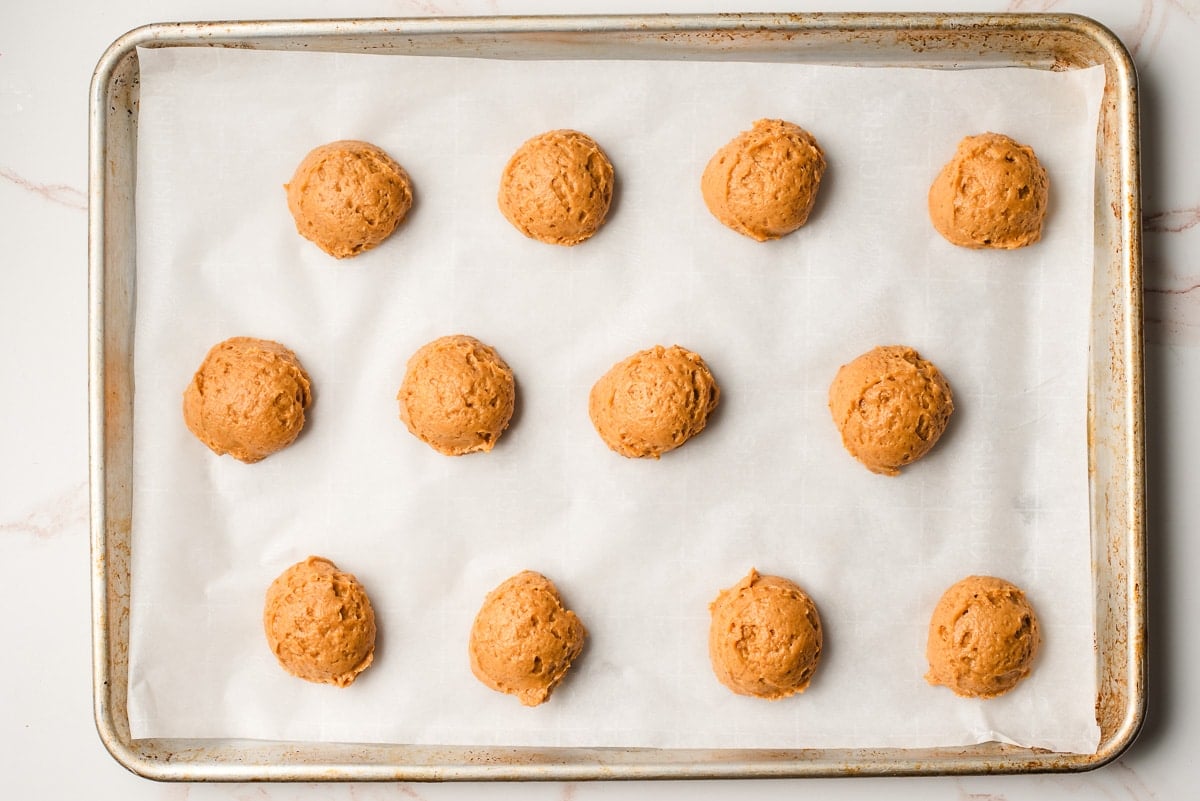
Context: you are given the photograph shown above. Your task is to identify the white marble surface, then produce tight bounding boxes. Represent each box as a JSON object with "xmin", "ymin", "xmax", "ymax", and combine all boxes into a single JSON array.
[{"xmin": 1, "ymin": 0, "xmax": 1193, "ymax": 797}]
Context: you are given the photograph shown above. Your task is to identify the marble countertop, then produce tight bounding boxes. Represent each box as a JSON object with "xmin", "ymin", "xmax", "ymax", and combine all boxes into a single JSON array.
[{"xmin": 2, "ymin": 0, "xmax": 1194, "ymax": 797}]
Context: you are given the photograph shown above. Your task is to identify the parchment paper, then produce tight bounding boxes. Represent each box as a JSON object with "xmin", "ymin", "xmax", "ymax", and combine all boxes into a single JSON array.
[{"xmin": 129, "ymin": 46, "xmax": 1105, "ymax": 753}]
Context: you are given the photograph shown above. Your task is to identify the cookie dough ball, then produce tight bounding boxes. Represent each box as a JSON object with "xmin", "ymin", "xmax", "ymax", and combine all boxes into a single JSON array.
[
  {"xmin": 397, "ymin": 335, "xmax": 515, "ymax": 456},
  {"xmin": 469, "ymin": 571, "xmax": 587, "ymax": 706},
  {"xmin": 928, "ymin": 132, "xmax": 1049, "ymax": 249},
  {"xmin": 182, "ymin": 336, "xmax": 313, "ymax": 464},
  {"xmin": 285, "ymin": 140, "xmax": 413, "ymax": 258},
  {"xmin": 589, "ymin": 344, "xmax": 720, "ymax": 459},
  {"xmin": 498, "ymin": 129, "xmax": 615, "ymax": 246},
  {"xmin": 701, "ymin": 118, "xmax": 826, "ymax": 241},
  {"xmin": 828, "ymin": 345, "xmax": 954, "ymax": 476},
  {"xmin": 263, "ymin": 556, "xmax": 377, "ymax": 687},
  {"xmin": 926, "ymin": 575, "xmax": 1041, "ymax": 698},
  {"xmin": 709, "ymin": 569, "xmax": 823, "ymax": 700}
]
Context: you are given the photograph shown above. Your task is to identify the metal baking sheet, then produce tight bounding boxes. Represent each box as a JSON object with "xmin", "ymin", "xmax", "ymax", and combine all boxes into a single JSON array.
[{"xmin": 88, "ymin": 13, "xmax": 1144, "ymax": 780}]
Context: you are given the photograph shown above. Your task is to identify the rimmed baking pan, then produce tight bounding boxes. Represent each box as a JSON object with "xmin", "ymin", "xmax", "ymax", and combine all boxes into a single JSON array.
[{"xmin": 89, "ymin": 12, "xmax": 1143, "ymax": 780}]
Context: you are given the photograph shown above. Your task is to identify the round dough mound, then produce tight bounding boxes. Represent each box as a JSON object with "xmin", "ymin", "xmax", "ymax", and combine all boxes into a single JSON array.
[
  {"xmin": 498, "ymin": 129, "xmax": 615, "ymax": 246},
  {"xmin": 928, "ymin": 132, "xmax": 1049, "ymax": 249},
  {"xmin": 182, "ymin": 336, "xmax": 313, "ymax": 464},
  {"xmin": 469, "ymin": 571, "xmax": 587, "ymax": 707},
  {"xmin": 263, "ymin": 556, "xmax": 377, "ymax": 687},
  {"xmin": 701, "ymin": 118, "xmax": 826, "ymax": 241},
  {"xmin": 925, "ymin": 575, "xmax": 1041, "ymax": 698},
  {"xmin": 397, "ymin": 335, "xmax": 515, "ymax": 456},
  {"xmin": 285, "ymin": 140, "xmax": 413, "ymax": 258},
  {"xmin": 589, "ymin": 344, "xmax": 720, "ymax": 459},
  {"xmin": 828, "ymin": 345, "xmax": 954, "ymax": 476},
  {"xmin": 709, "ymin": 569, "xmax": 824, "ymax": 700}
]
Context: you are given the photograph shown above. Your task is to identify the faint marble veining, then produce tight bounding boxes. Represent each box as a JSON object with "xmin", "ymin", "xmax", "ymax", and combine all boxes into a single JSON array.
[
  {"xmin": 1128, "ymin": 0, "xmax": 1161, "ymax": 58},
  {"xmin": 1147, "ymin": 280, "xmax": 1200, "ymax": 296},
  {"xmin": 0, "ymin": 480, "xmax": 87, "ymax": 539},
  {"xmin": 0, "ymin": 166, "xmax": 86, "ymax": 210},
  {"xmin": 405, "ymin": 0, "xmax": 447, "ymax": 13},
  {"xmin": 1143, "ymin": 201, "xmax": 1200, "ymax": 343},
  {"xmin": 1005, "ymin": 0, "xmax": 1064, "ymax": 11},
  {"xmin": 1113, "ymin": 760, "xmax": 1160, "ymax": 800},
  {"xmin": 1145, "ymin": 282, "xmax": 1200, "ymax": 345},
  {"xmin": 1145, "ymin": 206, "xmax": 1200, "ymax": 233},
  {"xmin": 347, "ymin": 784, "xmax": 428, "ymax": 800},
  {"xmin": 389, "ymin": 0, "xmax": 501, "ymax": 14},
  {"xmin": 954, "ymin": 778, "xmax": 1008, "ymax": 801},
  {"xmin": 1125, "ymin": 0, "xmax": 1199, "ymax": 60},
  {"xmin": 1165, "ymin": 0, "xmax": 1200, "ymax": 23}
]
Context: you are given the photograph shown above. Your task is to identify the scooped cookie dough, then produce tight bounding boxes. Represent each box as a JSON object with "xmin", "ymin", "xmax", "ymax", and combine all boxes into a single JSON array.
[
  {"xmin": 469, "ymin": 571, "xmax": 587, "ymax": 707},
  {"xmin": 263, "ymin": 556, "xmax": 377, "ymax": 688},
  {"xmin": 928, "ymin": 132, "xmax": 1049, "ymax": 249},
  {"xmin": 182, "ymin": 336, "xmax": 313, "ymax": 464},
  {"xmin": 397, "ymin": 335, "xmax": 515, "ymax": 456},
  {"xmin": 926, "ymin": 575, "xmax": 1041, "ymax": 698},
  {"xmin": 828, "ymin": 345, "xmax": 954, "ymax": 476},
  {"xmin": 589, "ymin": 344, "xmax": 720, "ymax": 459},
  {"xmin": 709, "ymin": 569, "xmax": 824, "ymax": 700},
  {"xmin": 701, "ymin": 118, "xmax": 826, "ymax": 241},
  {"xmin": 285, "ymin": 139, "xmax": 413, "ymax": 258},
  {"xmin": 498, "ymin": 129, "xmax": 615, "ymax": 246}
]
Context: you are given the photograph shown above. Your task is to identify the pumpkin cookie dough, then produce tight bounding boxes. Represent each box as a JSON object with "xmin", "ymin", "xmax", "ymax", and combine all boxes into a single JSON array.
[
  {"xmin": 589, "ymin": 344, "xmax": 720, "ymax": 459},
  {"xmin": 709, "ymin": 569, "xmax": 824, "ymax": 700},
  {"xmin": 498, "ymin": 129, "xmax": 615, "ymax": 246},
  {"xmin": 397, "ymin": 335, "xmax": 515, "ymax": 456},
  {"xmin": 469, "ymin": 571, "xmax": 587, "ymax": 707},
  {"xmin": 928, "ymin": 132, "xmax": 1049, "ymax": 249},
  {"xmin": 828, "ymin": 345, "xmax": 954, "ymax": 476},
  {"xmin": 263, "ymin": 556, "xmax": 377, "ymax": 688},
  {"xmin": 926, "ymin": 575, "xmax": 1041, "ymax": 698},
  {"xmin": 701, "ymin": 118, "xmax": 826, "ymax": 241},
  {"xmin": 285, "ymin": 139, "xmax": 413, "ymax": 258},
  {"xmin": 182, "ymin": 336, "xmax": 313, "ymax": 464}
]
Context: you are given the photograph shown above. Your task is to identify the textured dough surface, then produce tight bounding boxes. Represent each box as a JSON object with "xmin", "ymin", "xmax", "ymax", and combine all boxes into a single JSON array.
[
  {"xmin": 928, "ymin": 132, "xmax": 1049, "ymax": 249},
  {"xmin": 828, "ymin": 345, "xmax": 954, "ymax": 476},
  {"xmin": 589, "ymin": 344, "xmax": 720, "ymax": 459},
  {"xmin": 708, "ymin": 569, "xmax": 824, "ymax": 700},
  {"xmin": 397, "ymin": 335, "xmax": 516, "ymax": 456},
  {"xmin": 925, "ymin": 575, "xmax": 1041, "ymax": 698},
  {"xmin": 182, "ymin": 336, "xmax": 313, "ymax": 464},
  {"xmin": 469, "ymin": 571, "xmax": 587, "ymax": 706},
  {"xmin": 286, "ymin": 139, "xmax": 413, "ymax": 258},
  {"xmin": 701, "ymin": 118, "xmax": 826, "ymax": 241},
  {"xmin": 263, "ymin": 556, "xmax": 377, "ymax": 687},
  {"xmin": 498, "ymin": 129, "xmax": 615, "ymax": 246}
]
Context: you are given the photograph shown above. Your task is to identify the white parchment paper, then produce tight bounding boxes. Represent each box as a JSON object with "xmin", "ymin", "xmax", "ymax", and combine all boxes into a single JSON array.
[{"xmin": 129, "ymin": 46, "xmax": 1104, "ymax": 753}]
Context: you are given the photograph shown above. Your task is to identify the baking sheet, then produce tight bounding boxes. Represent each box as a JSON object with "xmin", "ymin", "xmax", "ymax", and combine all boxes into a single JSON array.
[{"xmin": 128, "ymin": 46, "xmax": 1104, "ymax": 753}]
